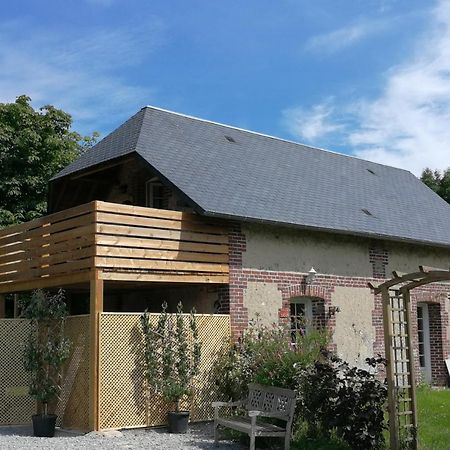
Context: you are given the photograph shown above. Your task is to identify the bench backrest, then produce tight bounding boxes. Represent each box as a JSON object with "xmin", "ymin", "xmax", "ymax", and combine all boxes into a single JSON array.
[{"xmin": 246, "ymin": 383, "xmax": 296, "ymax": 421}]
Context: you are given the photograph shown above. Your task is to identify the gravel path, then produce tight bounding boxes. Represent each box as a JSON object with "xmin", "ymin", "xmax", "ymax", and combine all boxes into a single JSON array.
[{"xmin": 0, "ymin": 422, "xmax": 245, "ymax": 450}]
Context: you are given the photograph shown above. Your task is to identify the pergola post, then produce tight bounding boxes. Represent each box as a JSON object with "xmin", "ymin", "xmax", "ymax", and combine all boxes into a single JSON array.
[
  {"xmin": 381, "ymin": 288, "xmax": 399, "ymax": 450},
  {"xmin": 403, "ymin": 289, "xmax": 418, "ymax": 450},
  {"xmin": 89, "ymin": 270, "xmax": 104, "ymax": 431}
]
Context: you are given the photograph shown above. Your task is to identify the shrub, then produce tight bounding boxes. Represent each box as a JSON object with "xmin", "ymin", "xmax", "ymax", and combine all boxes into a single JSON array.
[
  {"xmin": 296, "ymin": 351, "xmax": 387, "ymax": 450},
  {"xmin": 20, "ymin": 289, "xmax": 71, "ymax": 415},
  {"xmin": 140, "ymin": 301, "xmax": 201, "ymax": 412},
  {"xmin": 214, "ymin": 320, "xmax": 330, "ymax": 400}
]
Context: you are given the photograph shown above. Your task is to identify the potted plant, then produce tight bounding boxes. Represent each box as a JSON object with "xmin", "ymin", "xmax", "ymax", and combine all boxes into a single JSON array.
[
  {"xmin": 20, "ymin": 289, "xmax": 71, "ymax": 437},
  {"xmin": 140, "ymin": 301, "xmax": 201, "ymax": 433}
]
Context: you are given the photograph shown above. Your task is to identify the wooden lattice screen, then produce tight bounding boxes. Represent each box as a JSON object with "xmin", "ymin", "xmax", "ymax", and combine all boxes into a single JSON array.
[
  {"xmin": 0, "ymin": 316, "xmax": 90, "ymax": 430},
  {"xmin": 98, "ymin": 313, "xmax": 231, "ymax": 430},
  {"xmin": 57, "ymin": 315, "xmax": 90, "ymax": 430},
  {"xmin": 0, "ymin": 319, "xmax": 35, "ymax": 425},
  {"xmin": 382, "ymin": 289, "xmax": 417, "ymax": 449}
]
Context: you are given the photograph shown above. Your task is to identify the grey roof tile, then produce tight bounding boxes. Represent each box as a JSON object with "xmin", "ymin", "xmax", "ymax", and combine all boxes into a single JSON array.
[{"xmin": 53, "ymin": 106, "xmax": 450, "ymax": 248}]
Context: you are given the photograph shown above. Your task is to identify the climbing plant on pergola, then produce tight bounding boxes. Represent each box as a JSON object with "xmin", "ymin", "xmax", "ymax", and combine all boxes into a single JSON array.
[{"xmin": 368, "ymin": 266, "xmax": 450, "ymax": 450}]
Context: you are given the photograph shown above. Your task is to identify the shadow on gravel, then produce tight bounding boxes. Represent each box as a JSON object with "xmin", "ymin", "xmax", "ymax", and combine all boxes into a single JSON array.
[{"xmin": 0, "ymin": 425, "xmax": 83, "ymax": 438}]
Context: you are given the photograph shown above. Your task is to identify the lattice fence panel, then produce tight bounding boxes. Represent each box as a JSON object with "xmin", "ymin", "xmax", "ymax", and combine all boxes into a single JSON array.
[
  {"xmin": 56, "ymin": 315, "xmax": 90, "ymax": 431},
  {"xmin": 386, "ymin": 290, "xmax": 417, "ymax": 448},
  {"xmin": 99, "ymin": 313, "xmax": 230, "ymax": 430},
  {"xmin": 0, "ymin": 319, "xmax": 35, "ymax": 425},
  {"xmin": 0, "ymin": 316, "xmax": 90, "ymax": 430}
]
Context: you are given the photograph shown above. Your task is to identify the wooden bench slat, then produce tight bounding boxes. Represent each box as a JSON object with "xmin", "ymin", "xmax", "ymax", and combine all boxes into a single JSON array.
[{"xmin": 217, "ymin": 416, "xmax": 286, "ymax": 435}]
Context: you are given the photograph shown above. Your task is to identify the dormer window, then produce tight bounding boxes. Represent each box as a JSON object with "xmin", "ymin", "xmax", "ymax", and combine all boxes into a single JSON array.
[{"xmin": 146, "ymin": 179, "xmax": 165, "ymax": 209}]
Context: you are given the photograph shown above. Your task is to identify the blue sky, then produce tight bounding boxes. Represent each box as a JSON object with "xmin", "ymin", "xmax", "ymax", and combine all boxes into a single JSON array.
[{"xmin": 0, "ymin": 0, "xmax": 448, "ymax": 174}]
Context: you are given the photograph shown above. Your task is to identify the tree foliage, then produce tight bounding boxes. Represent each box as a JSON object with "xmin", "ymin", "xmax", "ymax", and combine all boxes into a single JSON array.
[
  {"xmin": 421, "ymin": 167, "xmax": 450, "ymax": 204},
  {"xmin": 0, "ymin": 95, "xmax": 98, "ymax": 228}
]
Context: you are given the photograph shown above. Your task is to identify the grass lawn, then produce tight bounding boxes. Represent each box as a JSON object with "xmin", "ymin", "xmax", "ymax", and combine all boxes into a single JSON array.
[{"xmin": 417, "ymin": 386, "xmax": 450, "ymax": 450}]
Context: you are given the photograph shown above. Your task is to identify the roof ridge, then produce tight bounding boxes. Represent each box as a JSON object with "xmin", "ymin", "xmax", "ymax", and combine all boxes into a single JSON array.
[{"xmin": 142, "ymin": 105, "xmax": 412, "ymax": 174}]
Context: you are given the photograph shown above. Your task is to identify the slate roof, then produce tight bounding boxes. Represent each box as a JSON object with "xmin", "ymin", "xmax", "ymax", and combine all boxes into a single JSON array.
[{"xmin": 53, "ymin": 106, "xmax": 450, "ymax": 248}]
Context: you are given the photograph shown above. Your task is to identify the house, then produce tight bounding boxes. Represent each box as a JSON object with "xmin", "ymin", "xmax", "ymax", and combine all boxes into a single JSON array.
[{"xmin": 0, "ymin": 106, "xmax": 449, "ymax": 430}]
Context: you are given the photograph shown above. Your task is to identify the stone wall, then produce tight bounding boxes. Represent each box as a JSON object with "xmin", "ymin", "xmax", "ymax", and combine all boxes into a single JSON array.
[{"xmin": 226, "ymin": 222, "xmax": 450, "ymax": 385}]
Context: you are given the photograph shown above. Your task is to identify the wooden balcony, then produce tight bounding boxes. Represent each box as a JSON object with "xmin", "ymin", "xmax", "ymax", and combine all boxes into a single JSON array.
[{"xmin": 0, "ymin": 201, "xmax": 229, "ymax": 293}]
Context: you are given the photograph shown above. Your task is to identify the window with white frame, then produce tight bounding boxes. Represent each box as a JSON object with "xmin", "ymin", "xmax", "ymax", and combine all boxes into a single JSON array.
[{"xmin": 290, "ymin": 297, "xmax": 313, "ymax": 340}]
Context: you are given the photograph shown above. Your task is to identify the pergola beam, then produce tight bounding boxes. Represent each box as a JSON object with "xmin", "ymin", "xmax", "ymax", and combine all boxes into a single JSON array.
[
  {"xmin": 372, "ymin": 271, "xmax": 424, "ymax": 294},
  {"xmin": 371, "ymin": 268, "xmax": 450, "ymax": 295},
  {"xmin": 401, "ymin": 275, "xmax": 450, "ymax": 292},
  {"xmin": 419, "ymin": 265, "xmax": 449, "ymax": 273}
]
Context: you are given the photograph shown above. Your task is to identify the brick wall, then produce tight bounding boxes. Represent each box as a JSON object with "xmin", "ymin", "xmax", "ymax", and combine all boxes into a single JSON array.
[{"xmin": 225, "ymin": 224, "xmax": 450, "ymax": 386}]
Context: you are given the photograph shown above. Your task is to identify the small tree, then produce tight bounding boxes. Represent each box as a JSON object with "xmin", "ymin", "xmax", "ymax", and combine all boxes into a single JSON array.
[
  {"xmin": 20, "ymin": 289, "xmax": 71, "ymax": 416},
  {"xmin": 140, "ymin": 301, "xmax": 201, "ymax": 412}
]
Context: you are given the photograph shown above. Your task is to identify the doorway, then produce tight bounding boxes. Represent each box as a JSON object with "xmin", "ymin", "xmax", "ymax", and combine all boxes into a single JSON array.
[{"xmin": 417, "ymin": 303, "xmax": 432, "ymax": 384}]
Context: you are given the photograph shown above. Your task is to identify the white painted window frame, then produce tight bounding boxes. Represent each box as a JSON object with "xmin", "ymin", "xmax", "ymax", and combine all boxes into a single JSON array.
[
  {"xmin": 417, "ymin": 303, "xmax": 432, "ymax": 384},
  {"xmin": 290, "ymin": 297, "xmax": 313, "ymax": 336}
]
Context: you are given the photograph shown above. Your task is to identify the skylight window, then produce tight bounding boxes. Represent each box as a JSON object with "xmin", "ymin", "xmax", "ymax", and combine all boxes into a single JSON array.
[
  {"xmin": 367, "ymin": 168, "xmax": 376, "ymax": 175},
  {"xmin": 225, "ymin": 135, "xmax": 236, "ymax": 143},
  {"xmin": 361, "ymin": 208, "xmax": 373, "ymax": 216}
]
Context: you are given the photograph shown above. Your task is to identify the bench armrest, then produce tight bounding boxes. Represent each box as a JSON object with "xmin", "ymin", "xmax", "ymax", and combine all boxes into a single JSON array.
[
  {"xmin": 247, "ymin": 410, "xmax": 288, "ymax": 421},
  {"xmin": 213, "ymin": 400, "xmax": 246, "ymax": 420},
  {"xmin": 212, "ymin": 400, "xmax": 244, "ymax": 408}
]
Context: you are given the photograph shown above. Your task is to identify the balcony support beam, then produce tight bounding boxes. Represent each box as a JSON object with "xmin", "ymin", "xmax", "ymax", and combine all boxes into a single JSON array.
[{"xmin": 89, "ymin": 269, "xmax": 104, "ymax": 431}]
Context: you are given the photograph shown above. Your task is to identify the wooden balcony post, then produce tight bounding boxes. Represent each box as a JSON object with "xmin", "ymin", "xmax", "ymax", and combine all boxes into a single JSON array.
[
  {"xmin": 0, "ymin": 294, "xmax": 5, "ymax": 318},
  {"xmin": 13, "ymin": 294, "xmax": 19, "ymax": 318},
  {"xmin": 89, "ymin": 270, "xmax": 104, "ymax": 431}
]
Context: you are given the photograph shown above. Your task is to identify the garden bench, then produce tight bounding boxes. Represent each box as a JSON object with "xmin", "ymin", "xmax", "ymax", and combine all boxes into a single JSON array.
[{"xmin": 212, "ymin": 383, "xmax": 296, "ymax": 450}]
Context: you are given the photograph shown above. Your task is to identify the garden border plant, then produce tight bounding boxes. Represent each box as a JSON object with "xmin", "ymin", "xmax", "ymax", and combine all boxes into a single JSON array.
[
  {"xmin": 140, "ymin": 301, "xmax": 201, "ymax": 433},
  {"xmin": 20, "ymin": 289, "xmax": 71, "ymax": 437},
  {"xmin": 296, "ymin": 351, "xmax": 388, "ymax": 450},
  {"xmin": 214, "ymin": 318, "xmax": 330, "ymax": 402},
  {"xmin": 214, "ymin": 319, "xmax": 388, "ymax": 449}
]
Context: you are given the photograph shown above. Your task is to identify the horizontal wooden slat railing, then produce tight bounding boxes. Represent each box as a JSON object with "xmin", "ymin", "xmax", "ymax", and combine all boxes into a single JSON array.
[{"xmin": 0, "ymin": 201, "xmax": 229, "ymax": 293}]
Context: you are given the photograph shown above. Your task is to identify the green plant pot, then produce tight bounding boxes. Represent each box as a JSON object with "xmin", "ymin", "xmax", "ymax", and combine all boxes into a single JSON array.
[
  {"xmin": 32, "ymin": 414, "xmax": 57, "ymax": 437},
  {"xmin": 167, "ymin": 411, "xmax": 190, "ymax": 433}
]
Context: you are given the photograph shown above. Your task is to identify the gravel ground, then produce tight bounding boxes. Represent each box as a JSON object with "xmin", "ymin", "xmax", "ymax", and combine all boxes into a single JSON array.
[{"xmin": 0, "ymin": 422, "xmax": 245, "ymax": 450}]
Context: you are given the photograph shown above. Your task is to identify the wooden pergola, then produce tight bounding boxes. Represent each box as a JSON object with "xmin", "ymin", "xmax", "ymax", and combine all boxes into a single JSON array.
[{"xmin": 369, "ymin": 266, "xmax": 450, "ymax": 450}]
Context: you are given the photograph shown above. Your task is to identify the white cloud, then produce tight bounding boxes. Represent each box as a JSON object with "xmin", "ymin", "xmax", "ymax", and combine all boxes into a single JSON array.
[
  {"xmin": 0, "ymin": 18, "xmax": 165, "ymax": 134},
  {"xmin": 286, "ymin": 0, "xmax": 450, "ymax": 174},
  {"xmin": 305, "ymin": 18, "xmax": 390, "ymax": 54},
  {"xmin": 282, "ymin": 100, "xmax": 344, "ymax": 141},
  {"xmin": 84, "ymin": 0, "xmax": 118, "ymax": 6},
  {"xmin": 351, "ymin": 0, "xmax": 450, "ymax": 174}
]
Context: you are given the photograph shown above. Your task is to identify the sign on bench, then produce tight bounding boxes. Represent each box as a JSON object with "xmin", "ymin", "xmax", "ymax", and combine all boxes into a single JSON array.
[{"xmin": 212, "ymin": 383, "xmax": 296, "ymax": 450}]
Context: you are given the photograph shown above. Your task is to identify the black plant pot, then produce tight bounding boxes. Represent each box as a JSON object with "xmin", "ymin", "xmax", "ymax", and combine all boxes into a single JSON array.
[
  {"xmin": 32, "ymin": 414, "xmax": 57, "ymax": 437},
  {"xmin": 167, "ymin": 411, "xmax": 190, "ymax": 433}
]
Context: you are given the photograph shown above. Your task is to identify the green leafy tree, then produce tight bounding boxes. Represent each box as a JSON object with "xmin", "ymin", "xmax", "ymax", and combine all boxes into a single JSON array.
[
  {"xmin": 421, "ymin": 167, "xmax": 450, "ymax": 204},
  {"xmin": 0, "ymin": 95, "xmax": 98, "ymax": 228}
]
